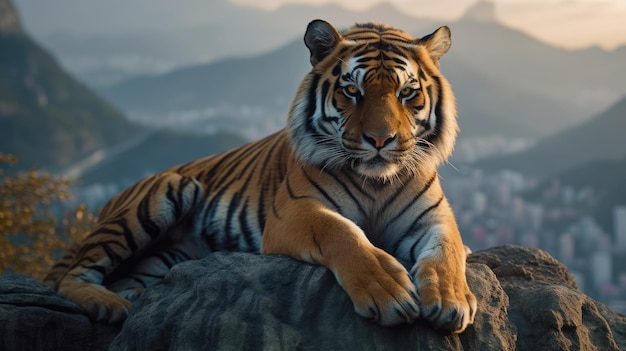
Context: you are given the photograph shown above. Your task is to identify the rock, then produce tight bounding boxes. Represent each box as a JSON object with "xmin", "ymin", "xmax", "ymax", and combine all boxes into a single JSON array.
[
  {"xmin": 0, "ymin": 274, "xmax": 118, "ymax": 351},
  {"xmin": 469, "ymin": 245, "xmax": 625, "ymax": 351},
  {"xmin": 109, "ymin": 253, "xmax": 514, "ymax": 351},
  {"xmin": 1, "ymin": 245, "xmax": 625, "ymax": 350}
]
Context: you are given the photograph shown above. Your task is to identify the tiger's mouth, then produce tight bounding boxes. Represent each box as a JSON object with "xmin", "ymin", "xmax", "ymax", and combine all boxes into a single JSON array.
[{"xmin": 351, "ymin": 155, "xmax": 401, "ymax": 180}]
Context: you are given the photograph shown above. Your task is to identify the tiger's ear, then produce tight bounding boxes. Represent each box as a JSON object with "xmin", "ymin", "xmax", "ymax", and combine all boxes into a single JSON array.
[
  {"xmin": 417, "ymin": 26, "xmax": 452, "ymax": 63},
  {"xmin": 304, "ymin": 19, "xmax": 342, "ymax": 66}
]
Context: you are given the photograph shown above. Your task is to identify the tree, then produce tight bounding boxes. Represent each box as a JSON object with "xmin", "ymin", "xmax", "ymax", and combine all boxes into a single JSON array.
[{"xmin": 0, "ymin": 153, "xmax": 96, "ymax": 279}]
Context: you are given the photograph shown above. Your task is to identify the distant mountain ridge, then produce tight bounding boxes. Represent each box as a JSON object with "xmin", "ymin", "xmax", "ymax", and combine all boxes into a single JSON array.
[
  {"xmin": 0, "ymin": 28, "xmax": 141, "ymax": 171},
  {"xmin": 0, "ymin": 0, "xmax": 21, "ymax": 34},
  {"xmin": 77, "ymin": 129, "xmax": 247, "ymax": 186},
  {"xmin": 97, "ymin": 8, "xmax": 626, "ymax": 142},
  {"xmin": 477, "ymin": 96, "xmax": 626, "ymax": 180},
  {"xmin": 26, "ymin": 1, "xmax": 439, "ymax": 87},
  {"xmin": 0, "ymin": 0, "xmax": 247, "ymax": 183}
]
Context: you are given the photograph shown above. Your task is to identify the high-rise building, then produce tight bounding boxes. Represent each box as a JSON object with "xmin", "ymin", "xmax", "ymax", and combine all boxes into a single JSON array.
[
  {"xmin": 591, "ymin": 251, "xmax": 612, "ymax": 289},
  {"xmin": 614, "ymin": 206, "xmax": 626, "ymax": 250}
]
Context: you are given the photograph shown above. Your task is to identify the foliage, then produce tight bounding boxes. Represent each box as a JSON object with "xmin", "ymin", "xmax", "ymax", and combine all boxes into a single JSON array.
[{"xmin": 0, "ymin": 153, "xmax": 96, "ymax": 280}]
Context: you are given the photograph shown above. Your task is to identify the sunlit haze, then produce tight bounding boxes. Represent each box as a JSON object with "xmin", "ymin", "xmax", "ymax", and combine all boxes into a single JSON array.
[{"xmin": 233, "ymin": 0, "xmax": 626, "ymax": 50}]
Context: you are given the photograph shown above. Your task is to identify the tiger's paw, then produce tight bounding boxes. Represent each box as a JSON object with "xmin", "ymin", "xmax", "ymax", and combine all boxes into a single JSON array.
[
  {"xmin": 57, "ymin": 279, "xmax": 132, "ymax": 323},
  {"xmin": 340, "ymin": 248, "xmax": 421, "ymax": 326},
  {"xmin": 410, "ymin": 261, "xmax": 477, "ymax": 333}
]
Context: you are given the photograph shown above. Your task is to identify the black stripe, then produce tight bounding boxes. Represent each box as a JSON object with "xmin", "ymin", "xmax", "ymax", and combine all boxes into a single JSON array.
[
  {"xmin": 256, "ymin": 142, "xmax": 281, "ymax": 231},
  {"xmin": 202, "ymin": 141, "xmax": 259, "ymax": 187},
  {"xmin": 137, "ymin": 178, "xmax": 166, "ymax": 240},
  {"xmin": 319, "ymin": 80, "xmax": 340, "ymax": 127},
  {"xmin": 426, "ymin": 76, "xmax": 444, "ymax": 146},
  {"xmin": 302, "ymin": 169, "xmax": 341, "ymax": 213},
  {"xmin": 381, "ymin": 52, "xmax": 405, "ymax": 64},
  {"xmin": 79, "ymin": 239, "xmax": 130, "ymax": 256},
  {"xmin": 386, "ymin": 173, "xmax": 437, "ymax": 226},
  {"xmin": 392, "ymin": 195, "xmax": 444, "ymax": 258},
  {"xmin": 417, "ymin": 67, "xmax": 427, "ymax": 81},
  {"xmin": 305, "ymin": 74, "xmax": 321, "ymax": 135},
  {"xmin": 224, "ymin": 192, "xmax": 241, "ymax": 243},
  {"xmin": 326, "ymin": 171, "xmax": 367, "ymax": 218},
  {"xmin": 90, "ymin": 220, "xmax": 138, "ymax": 253},
  {"xmin": 343, "ymin": 173, "xmax": 376, "ymax": 201},
  {"xmin": 418, "ymin": 85, "xmax": 434, "ymax": 132},
  {"xmin": 285, "ymin": 176, "xmax": 310, "ymax": 201},
  {"xmin": 239, "ymin": 199, "xmax": 259, "ymax": 252},
  {"xmin": 102, "ymin": 242, "xmax": 123, "ymax": 267},
  {"xmin": 211, "ymin": 140, "xmax": 267, "ymax": 187},
  {"xmin": 154, "ymin": 251, "xmax": 177, "ymax": 268},
  {"xmin": 165, "ymin": 182, "xmax": 182, "ymax": 220}
]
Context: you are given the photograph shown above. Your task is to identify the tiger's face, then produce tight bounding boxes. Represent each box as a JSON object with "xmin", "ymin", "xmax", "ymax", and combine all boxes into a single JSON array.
[{"xmin": 288, "ymin": 21, "xmax": 458, "ymax": 182}]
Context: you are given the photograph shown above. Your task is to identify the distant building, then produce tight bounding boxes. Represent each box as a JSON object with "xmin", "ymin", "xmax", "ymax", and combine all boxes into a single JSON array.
[
  {"xmin": 591, "ymin": 252, "xmax": 613, "ymax": 289},
  {"xmin": 559, "ymin": 234, "xmax": 575, "ymax": 263},
  {"xmin": 614, "ymin": 206, "xmax": 626, "ymax": 249}
]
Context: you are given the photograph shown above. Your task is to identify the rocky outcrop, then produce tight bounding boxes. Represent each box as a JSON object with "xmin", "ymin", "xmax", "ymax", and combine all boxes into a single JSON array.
[{"xmin": 1, "ymin": 245, "xmax": 625, "ymax": 350}]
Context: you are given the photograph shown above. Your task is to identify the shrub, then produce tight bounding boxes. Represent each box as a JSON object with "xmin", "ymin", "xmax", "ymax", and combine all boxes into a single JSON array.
[{"xmin": 0, "ymin": 153, "xmax": 96, "ymax": 279}]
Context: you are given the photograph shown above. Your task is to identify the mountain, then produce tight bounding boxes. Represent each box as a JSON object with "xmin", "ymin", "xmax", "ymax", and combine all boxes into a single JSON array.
[
  {"xmin": 477, "ymin": 96, "xmax": 626, "ymax": 180},
  {"xmin": 0, "ymin": 0, "xmax": 247, "ymax": 185},
  {"xmin": 98, "ymin": 7, "xmax": 611, "ymax": 142},
  {"xmin": 448, "ymin": 17, "xmax": 626, "ymax": 117},
  {"xmin": 0, "ymin": 0, "xmax": 141, "ymax": 172},
  {"xmin": 21, "ymin": 1, "xmax": 436, "ymax": 87},
  {"xmin": 76, "ymin": 129, "xmax": 247, "ymax": 186},
  {"xmin": 0, "ymin": 0, "xmax": 21, "ymax": 34}
]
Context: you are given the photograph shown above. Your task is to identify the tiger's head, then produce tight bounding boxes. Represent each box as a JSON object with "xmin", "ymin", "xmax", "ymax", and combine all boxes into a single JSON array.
[{"xmin": 287, "ymin": 20, "xmax": 458, "ymax": 182}]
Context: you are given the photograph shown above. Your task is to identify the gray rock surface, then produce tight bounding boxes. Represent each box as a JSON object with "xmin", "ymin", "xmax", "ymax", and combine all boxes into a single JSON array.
[
  {"xmin": 1, "ymin": 245, "xmax": 625, "ymax": 351},
  {"xmin": 0, "ymin": 274, "xmax": 99, "ymax": 351}
]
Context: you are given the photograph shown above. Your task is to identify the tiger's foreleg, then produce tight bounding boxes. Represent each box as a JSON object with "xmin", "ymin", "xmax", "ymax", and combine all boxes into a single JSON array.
[
  {"xmin": 262, "ymin": 198, "xmax": 421, "ymax": 326},
  {"xmin": 54, "ymin": 172, "xmax": 204, "ymax": 323},
  {"xmin": 397, "ymin": 201, "xmax": 477, "ymax": 333}
]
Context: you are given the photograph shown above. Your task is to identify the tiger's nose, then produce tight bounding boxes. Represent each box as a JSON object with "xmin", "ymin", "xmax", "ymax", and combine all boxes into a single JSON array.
[{"xmin": 363, "ymin": 133, "xmax": 396, "ymax": 149}]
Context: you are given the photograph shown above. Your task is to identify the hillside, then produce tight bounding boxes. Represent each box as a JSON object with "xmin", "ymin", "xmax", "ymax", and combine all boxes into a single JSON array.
[
  {"xmin": 76, "ymin": 129, "xmax": 247, "ymax": 186},
  {"xmin": 0, "ymin": 2, "xmax": 141, "ymax": 171},
  {"xmin": 477, "ymin": 96, "xmax": 626, "ymax": 180}
]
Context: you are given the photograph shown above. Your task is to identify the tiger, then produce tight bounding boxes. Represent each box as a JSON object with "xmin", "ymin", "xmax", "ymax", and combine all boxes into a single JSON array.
[{"xmin": 44, "ymin": 19, "xmax": 477, "ymax": 333}]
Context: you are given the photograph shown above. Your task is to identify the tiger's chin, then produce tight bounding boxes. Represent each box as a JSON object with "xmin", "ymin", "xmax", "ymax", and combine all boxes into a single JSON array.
[{"xmin": 353, "ymin": 156, "xmax": 401, "ymax": 182}]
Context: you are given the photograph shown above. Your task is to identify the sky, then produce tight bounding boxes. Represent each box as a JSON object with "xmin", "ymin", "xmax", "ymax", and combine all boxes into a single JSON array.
[
  {"xmin": 12, "ymin": 0, "xmax": 626, "ymax": 50},
  {"xmin": 232, "ymin": 0, "xmax": 626, "ymax": 50}
]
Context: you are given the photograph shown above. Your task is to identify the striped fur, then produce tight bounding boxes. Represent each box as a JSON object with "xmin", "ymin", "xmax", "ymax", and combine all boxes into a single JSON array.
[{"xmin": 44, "ymin": 20, "xmax": 476, "ymax": 333}]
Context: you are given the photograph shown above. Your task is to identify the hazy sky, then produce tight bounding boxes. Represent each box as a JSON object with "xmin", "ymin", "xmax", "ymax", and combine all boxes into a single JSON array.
[
  {"xmin": 13, "ymin": 0, "xmax": 626, "ymax": 50},
  {"xmin": 232, "ymin": 0, "xmax": 626, "ymax": 49}
]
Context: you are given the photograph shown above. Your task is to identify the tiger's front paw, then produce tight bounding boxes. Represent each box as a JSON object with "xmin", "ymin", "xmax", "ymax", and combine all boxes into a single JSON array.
[
  {"xmin": 340, "ymin": 248, "xmax": 421, "ymax": 326},
  {"xmin": 57, "ymin": 279, "xmax": 132, "ymax": 323},
  {"xmin": 410, "ymin": 260, "xmax": 477, "ymax": 333}
]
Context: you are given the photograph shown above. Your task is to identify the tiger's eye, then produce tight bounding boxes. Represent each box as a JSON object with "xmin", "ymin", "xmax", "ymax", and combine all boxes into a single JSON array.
[
  {"xmin": 343, "ymin": 85, "xmax": 360, "ymax": 98},
  {"xmin": 398, "ymin": 87, "xmax": 416, "ymax": 100}
]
